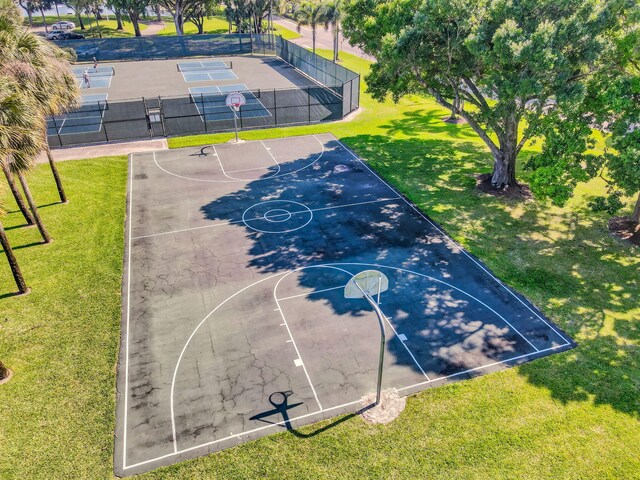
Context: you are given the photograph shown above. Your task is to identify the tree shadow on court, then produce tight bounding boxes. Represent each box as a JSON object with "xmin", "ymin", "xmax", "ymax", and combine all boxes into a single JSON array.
[
  {"xmin": 199, "ymin": 137, "xmax": 564, "ymax": 383},
  {"xmin": 249, "ymin": 391, "xmax": 360, "ymax": 438},
  {"xmin": 200, "ymin": 132, "xmax": 638, "ymax": 418}
]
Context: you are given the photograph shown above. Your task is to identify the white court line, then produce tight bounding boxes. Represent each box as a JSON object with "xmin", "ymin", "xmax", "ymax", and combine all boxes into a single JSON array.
[
  {"xmin": 125, "ymin": 258, "xmax": 568, "ymax": 470},
  {"xmin": 260, "ymin": 140, "xmax": 282, "ymax": 175},
  {"xmin": 122, "ymin": 154, "xmax": 134, "ymax": 470},
  {"xmin": 123, "ymin": 398, "xmax": 363, "ymax": 471},
  {"xmin": 330, "ymin": 134, "xmax": 572, "ymax": 346},
  {"xmin": 151, "ymin": 135, "xmax": 325, "ymax": 184},
  {"xmin": 132, "ymin": 196, "xmax": 400, "ymax": 240},
  {"xmin": 276, "ymin": 283, "xmax": 347, "ymax": 301},
  {"xmin": 273, "ymin": 278, "xmax": 324, "ymax": 411},
  {"xmin": 397, "ymin": 343, "xmax": 570, "ymax": 392},
  {"xmin": 275, "ymin": 274, "xmax": 430, "ymax": 380}
]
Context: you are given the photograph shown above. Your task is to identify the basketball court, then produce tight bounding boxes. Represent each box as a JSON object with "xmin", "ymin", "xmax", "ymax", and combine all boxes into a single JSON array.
[{"xmin": 115, "ymin": 133, "xmax": 574, "ymax": 476}]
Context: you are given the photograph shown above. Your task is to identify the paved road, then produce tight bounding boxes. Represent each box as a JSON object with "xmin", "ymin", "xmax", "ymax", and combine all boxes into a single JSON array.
[{"xmin": 273, "ymin": 15, "xmax": 374, "ymax": 61}]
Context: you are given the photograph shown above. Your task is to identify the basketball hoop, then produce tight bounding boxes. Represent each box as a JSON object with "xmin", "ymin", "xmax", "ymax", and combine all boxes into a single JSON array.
[
  {"xmin": 226, "ymin": 92, "xmax": 247, "ymax": 143},
  {"xmin": 226, "ymin": 92, "xmax": 246, "ymax": 111}
]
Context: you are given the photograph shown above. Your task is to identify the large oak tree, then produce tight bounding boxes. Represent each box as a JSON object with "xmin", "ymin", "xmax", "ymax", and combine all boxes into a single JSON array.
[{"xmin": 342, "ymin": 0, "xmax": 627, "ymax": 188}]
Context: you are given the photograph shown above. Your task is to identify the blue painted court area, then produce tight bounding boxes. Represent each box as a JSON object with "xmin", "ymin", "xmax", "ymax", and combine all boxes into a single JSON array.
[
  {"xmin": 188, "ymin": 84, "xmax": 271, "ymax": 122},
  {"xmin": 72, "ymin": 66, "xmax": 115, "ymax": 89},
  {"xmin": 177, "ymin": 60, "xmax": 238, "ymax": 82},
  {"xmin": 47, "ymin": 94, "xmax": 108, "ymax": 136}
]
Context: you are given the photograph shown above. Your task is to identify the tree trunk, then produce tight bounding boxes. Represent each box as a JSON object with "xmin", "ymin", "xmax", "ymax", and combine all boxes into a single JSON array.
[
  {"xmin": 632, "ymin": 191, "xmax": 640, "ymax": 223},
  {"xmin": 94, "ymin": 13, "xmax": 102, "ymax": 38},
  {"xmin": 228, "ymin": 19, "xmax": 232, "ymax": 33},
  {"xmin": 490, "ymin": 147, "xmax": 518, "ymax": 188},
  {"xmin": 76, "ymin": 12, "xmax": 85, "ymax": 30},
  {"xmin": 445, "ymin": 92, "xmax": 462, "ymax": 122},
  {"xmin": 96, "ymin": 9, "xmax": 103, "ymax": 20},
  {"xmin": 312, "ymin": 28, "xmax": 316, "ymax": 53},
  {"xmin": 2, "ymin": 162, "xmax": 35, "ymax": 226},
  {"xmin": 334, "ymin": 25, "xmax": 339, "ymax": 62},
  {"xmin": 27, "ymin": 9, "xmax": 33, "ymax": 27},
  {"xmin": 173, "ymin": 11, "xmax": 183, "ymax": 35},
  {"xmin": 156, "ymin": 5, "xmax": 162, "ymax": 21},
  {"xmin": 54, "ymin": 2, "xmax": 61, "ymax": 21},
  {"xmin": 45, "ymin": 145, "xmax": 67, "ymax": 203},
  {"xmin": 129, "ymin": 12, "xmax": 142, "ymax": 36},
  {"xmin": 17, "ymin": 172, "xmax": 52, "ymax": 244},
  {"xmin": 115, "ymin": 10, "xmax": 123, "ymax": 30},
  {"xmin": 0, "ymin": 220, "xmax": 29, "ymax": 295},
  {"xmin": 39, "ymin": 6, "xmax": 48, "ymax": 33}
]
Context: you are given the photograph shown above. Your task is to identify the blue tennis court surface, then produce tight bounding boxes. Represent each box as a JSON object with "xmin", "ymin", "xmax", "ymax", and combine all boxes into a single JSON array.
[
  {"xmin": 72, "ymin": 66, "xmax": 114, "ymax": 89},
  {"xmin": 178, "ymin": 60, "xmax": 238, "ymax": 82},
  {"xmin": 47, "ymin": 94, "xmax": 108, "ymax": 136},
  {"xmin": 188, "ymin": 84, "xmax": 271, "ymax": 122}
]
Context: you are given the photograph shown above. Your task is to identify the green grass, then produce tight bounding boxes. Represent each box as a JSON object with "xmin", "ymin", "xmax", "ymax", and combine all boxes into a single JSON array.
[
  {"xmin": 156, "ymin": 16, "xmax": 300, "ymax": 39},
  {"xmin": 157, "ymin": 16, "xmax": 229, "ymax": 36},
  {"xmin": 1, "ymin": 50, "xmax": 639, "ymax": 479},
  {"xmin": 26, "ymin": 14, "xmax": 146, "ymax": 37}
]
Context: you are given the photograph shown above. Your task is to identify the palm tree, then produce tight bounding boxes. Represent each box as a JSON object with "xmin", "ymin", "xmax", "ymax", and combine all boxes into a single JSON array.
[
  {"xmin": 295, "ymin": 1, "xmax": 327, "ymax": 54},
  {"xmin": 5, "ymin": 18, "xmax": 80, "ymax": 204},
  {"xmin": 0, "ymin": 77, "xmax": 41, "ymax": 294},
  {"xmin": 323, "ymin": 0, "xmax": 342, "ymax": 62}
]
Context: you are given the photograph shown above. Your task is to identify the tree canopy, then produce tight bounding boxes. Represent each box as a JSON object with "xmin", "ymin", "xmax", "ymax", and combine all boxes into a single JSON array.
[{"xmin": 343, "ymin": 0, "xmax": 631, "ymax": 190}]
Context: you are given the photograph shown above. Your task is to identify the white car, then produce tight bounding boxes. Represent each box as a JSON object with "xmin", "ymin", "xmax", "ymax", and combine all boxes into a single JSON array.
[
  {"xmin": 51, "ymin": 21, "xmax": 76, "ymax": 30},
  {"xmin": 46, "ymin": 30, "xmax": 66, "ymax": 40}
]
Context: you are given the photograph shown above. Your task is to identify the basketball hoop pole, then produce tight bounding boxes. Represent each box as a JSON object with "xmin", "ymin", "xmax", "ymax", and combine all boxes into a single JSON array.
[
  {"xmin": 354, "ymin": 281, "xmax": 386, "ymax": 406},
  {"xmin": 232, "ymin": 107, "xmax": 239, "ymax": 143}
]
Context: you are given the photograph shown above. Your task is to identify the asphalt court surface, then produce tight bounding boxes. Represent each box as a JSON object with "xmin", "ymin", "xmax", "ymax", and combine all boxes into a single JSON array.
[{"xmin": 116, "ymin": 133, "xmax": 574, "ymax": 475}]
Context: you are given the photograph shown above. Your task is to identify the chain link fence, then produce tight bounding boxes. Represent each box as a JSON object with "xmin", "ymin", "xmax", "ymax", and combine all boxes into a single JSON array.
[{"xmin": 50, "ymin": 35, "xmax": 360, "ymax": 147}]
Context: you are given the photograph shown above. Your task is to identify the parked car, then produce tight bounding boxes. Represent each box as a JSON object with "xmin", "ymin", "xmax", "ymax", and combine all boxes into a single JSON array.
[
  {"xmin": 59, "ymin": 32, "xmax": 85, "ymax": 40},
  {"xmin": 51, "ymin": 21, "xmax": 76, "ymax": 30},
  {"xmin": 46, "ymin": 30, "xmax": 66, "ymax": 40}
]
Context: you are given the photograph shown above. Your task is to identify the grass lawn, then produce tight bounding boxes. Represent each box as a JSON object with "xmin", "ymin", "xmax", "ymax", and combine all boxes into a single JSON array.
[
  {"xmin": 156, "ymin": 16, "xmax": 300, "ymax": 39},
  {"xmin": 1, "ymin": 51, "xmax": 638, "ymax": 479},
  {"xmin": 25, "ymin": 14, "xmax": 146, "ymax": 38}
]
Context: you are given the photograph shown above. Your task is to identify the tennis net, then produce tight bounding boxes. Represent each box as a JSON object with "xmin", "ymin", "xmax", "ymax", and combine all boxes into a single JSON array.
[
  {"xmin": 73, "ymin": 66, "xmax": 116, "ymax": 77},
  {"xmin": 177, "ymin": 60, "xmax": 233, "ymax": 72}
]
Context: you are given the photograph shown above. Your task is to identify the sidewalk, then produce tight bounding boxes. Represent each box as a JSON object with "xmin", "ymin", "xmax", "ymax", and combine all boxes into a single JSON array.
[{"xmin": 37, "ymin": 139, "xmax": 168, "ymax": 163}]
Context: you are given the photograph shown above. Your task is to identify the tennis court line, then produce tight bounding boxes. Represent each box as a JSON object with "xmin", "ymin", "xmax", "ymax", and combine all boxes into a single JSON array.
[{"xmin": 330, "ymin": 134, "xmax": 572, "ymax": 347}]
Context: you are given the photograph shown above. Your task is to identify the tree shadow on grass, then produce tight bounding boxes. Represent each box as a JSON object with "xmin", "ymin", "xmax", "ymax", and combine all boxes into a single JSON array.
[{"xmin": 338, "ymin": 133, "xmax": 639, "ymax": 418}]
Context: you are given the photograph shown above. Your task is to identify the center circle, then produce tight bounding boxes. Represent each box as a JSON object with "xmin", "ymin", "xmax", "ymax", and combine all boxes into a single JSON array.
[
  {"xmin": 242, "ymin": 200, "xmax": 313, "ymax": 234},
  {"xmin": 263, "ymin": 209, "xmax": 292, "ymax": 223}
]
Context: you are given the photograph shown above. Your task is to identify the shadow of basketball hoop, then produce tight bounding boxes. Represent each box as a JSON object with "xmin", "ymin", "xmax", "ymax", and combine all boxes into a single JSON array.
[{"xmin": 249, "ymin": 391, "xmax": 362, "ymax": 439}]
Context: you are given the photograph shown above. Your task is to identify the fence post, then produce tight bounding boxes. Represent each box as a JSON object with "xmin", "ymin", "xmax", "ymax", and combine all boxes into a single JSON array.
[
  {"xmin": 52, "ymin": 116, "xmax": 63, "ymax": 147},
  {"xmin": 103, "ymin": 119, "xmax": 109, "ymax": 142},
  {"xmin": 308, "ymin": 86, "xmax": 312, "ymax": 123},
  {"xmin": 273, "ymin": 88, "xmax": 278, "ymax": 126},
  {"xmin": 202, "ymin": 94, "xmax": 208, "ymax": 133}
]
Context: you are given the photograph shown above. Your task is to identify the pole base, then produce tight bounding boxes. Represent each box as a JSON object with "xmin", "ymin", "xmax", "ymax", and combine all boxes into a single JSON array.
[{"xmin": 359, "ymin": 388, "xmax": 406, "ymax": 425}]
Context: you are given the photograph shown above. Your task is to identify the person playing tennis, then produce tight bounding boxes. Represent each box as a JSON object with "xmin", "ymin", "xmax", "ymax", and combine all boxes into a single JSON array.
[{"xmin": 83, "ymin": 69, "xmax": 91, "ymax": 88}]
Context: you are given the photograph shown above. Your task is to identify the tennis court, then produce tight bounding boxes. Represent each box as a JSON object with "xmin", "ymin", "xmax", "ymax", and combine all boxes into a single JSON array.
[
  {"xmin": 177, "ymin": 60, "xmax": 239, "ymax": 82},
  {"xmin": 115, "ymin": 134, "xmax": 574, "ymax": 476},
  {"xmin": 189, "ymin": 84, "xmax": 271, "ymax": 121},
  {"xmin": 47, "ymin": 94, "xmax": 108, "ymax": 136},
  {"xmin": 72, "ymin": 65, "xmax": 115, "ymax": 89}
]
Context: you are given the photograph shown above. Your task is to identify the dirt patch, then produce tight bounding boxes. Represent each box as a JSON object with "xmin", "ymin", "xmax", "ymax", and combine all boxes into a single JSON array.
[
  {"xmin": 608, "ymin": 216, "xmax": 640, "ymax": 246},
  {"xmin": 0, "ymin": 367, "xmax": 13, "ymax": 386},
  {"xmin": 359, "ymin": 388, "xmax": 406, "ymax": 425},
  {"xmin": 476, "ymin": 173, "xmax": 533, "ymax": 201},
  {"xmin": 442, "ymin": 116, "xmax": 467, "ymax": 124}
]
